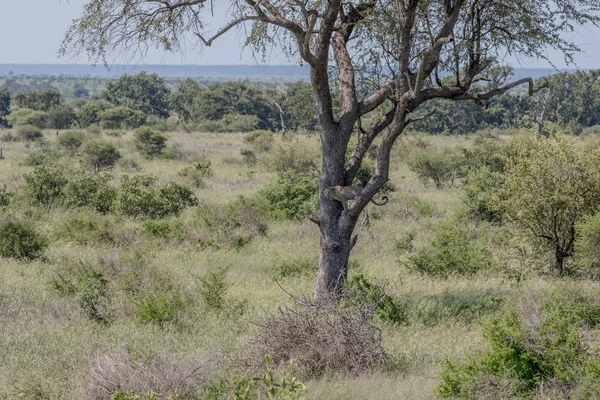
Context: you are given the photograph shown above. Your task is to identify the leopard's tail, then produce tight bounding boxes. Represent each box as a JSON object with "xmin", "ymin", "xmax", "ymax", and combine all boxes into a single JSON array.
[{"xmin": 370, "ymin": 196, "xmax": 389, "ymax": 206}]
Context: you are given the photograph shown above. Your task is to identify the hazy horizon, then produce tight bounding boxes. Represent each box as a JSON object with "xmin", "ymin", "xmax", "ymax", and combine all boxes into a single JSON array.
[{"xmin": 1, "ymin": 1, "xmax": 600, "ymax": 69}]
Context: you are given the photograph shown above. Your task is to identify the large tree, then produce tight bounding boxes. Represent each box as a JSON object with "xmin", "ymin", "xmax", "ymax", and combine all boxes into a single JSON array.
[{"xmin": 62, "ymin": 0, "xmax": 600, "ymax": 301}]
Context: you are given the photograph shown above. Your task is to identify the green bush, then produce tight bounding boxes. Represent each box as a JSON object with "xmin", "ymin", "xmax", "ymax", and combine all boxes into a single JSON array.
[
  {"xmin": 404, "ymin": 220, "xmax": 492, "ymax": 277},
  {"xmin": 261, "ymin": 170, "xmax": 318, "ymax": 219},
  {"xmin": 136, "ymin": 289, "xmax": 184, "ymax": 326},
  {"xmin": 437, "ymin": 287, "xmax": 600, "ymax": 399},
  {"xmin": 0, "ymin": 219, "xmax": 48, "ymax": 260},
  {"xmin": 245, "ymin": 130, "xmax": 274, "ymax": 152},
  {"xmin": 77, "ymin": 100, "xmax": 112, "ymax": 128},
  {"xmin": 98, "ymin": 106, "xmax": 146, "ymax": 130},
  {"xmin": 134, "ymin": 127, "xmax": 167, "ymax": 158},
  {"xmin": 62, "ymin": 171, "xmax": 116, "ymax": 213},
  {"xmin": 177, "ymin": 161, "xmax": 212, "ymax": 188},
  {"xmin": 160, "ymin": 145, "xmax": 182, "ymax": 160},
  {"xmin": 142, "ymin": 218, "xmax": 185, "ymax": 241},
  {"xmin": 574, "ymin": 211, "xmax": 600, "ymax": 276},
  {"xmin": 0, "ymin": 185, "xmax": 12, "ymax": 208},
  {"xmin": 53, "ymin": 211, "xmax": 127, "ymax": 246},
  {"xmin": 407, "ymin": 147, "xmax": 468, "ymax": 189},
  {"xmin": 218, "ymin": 113, "xmax": 260, "ymax": 132},
  {"xmin": 23, "ymin": 147, "xmax": 62, "ymax": 167},
  {"xmin": 344, "ymin": 274, "xmax": 408, "ymax": 326},
  {"xmin": 199, "ymin": 268, "xmax": 228, "ymax": 310},
  {"xmin": 7, "ymin": 108, "xmax": 49, "ymax": 129},
  {"xmin": 82, "ymin": 140, "xmax": 121, "ymax": 172},
  {"xmin": 274, "ymin": 259, "xmax": 317, "ymax": 278},
  {"xmin": 48, "ymin": 103, "xmax": 76, "ymax": 130},
  {"xmin": 77, "ymin": 268, "xmax": 113, "ymax": 324},
  {"xmin": 57, "ymin": 130, "xmax": 86, "ymax": 152},
  {"xmin": 24, "ymin": 166, "xmax": 68, "ymax": 209},
  {"xmin": 17, "ymin": 124, "xmax": 43, "ymax": 142},
  {"xmin": 114, "ymin": 175, "xmax": 198, "ymax": 219}
]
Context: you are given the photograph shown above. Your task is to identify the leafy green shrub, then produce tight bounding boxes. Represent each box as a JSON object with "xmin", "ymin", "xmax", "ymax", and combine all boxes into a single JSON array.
[
  {"xmin": 0, "ymin": 219, "xmax": 48, "ymax": 260},
  {"xmin": 7, "ymin": 108, "xmax": 49, "ymax": 128},
  {"xmin": 114, "ymin": 175, "xmax": 198, "ymax": 219},
  {"xmin": 261, "ymin": 170, "xmax": 318, "ymax": 219},
  {"xmin": 177, "ymin": 161, "xmax": 212, "ymax": 188},
  {"xmin": 199, "ymin": 268, "xmax": 228, "ymax": 310},
  {"xmin": 134, "ymin": 127, "xmax": 167, "ymax": 158},
  {"xmin": 437, "ymin": 287, "xmax": 600, "ymax": 399},
  {"xmin": 245, "ymin": 130, "xmax": 274, "ymax": 152},
  {"xmin": 23, "ymin": 147, "xmax": 62, "ymax": 167},
  {"xmin": 77, "ymin": 268, "xmax": 113, "ymax": 324},
  {"xmin": 48, "ymin": 103, "xmax": 76, "ymax": 129},
  {"xmin": 407, "ymin": 147, "xmax": 467, "ymax": 188},
  {"xmin": 404, "ymin": 220, "xmax": 492, "ymax": 277},
  {"xmin": 82, "ymin": 140, "xmax": 121, "ymax": 172},
  {"xmin": 219, "ymin": 113, "xmax": 260, "ymax": 132},
  {"xmin": 98, "ymin": 106, "xmax": 146, "ymax": 129},
  {"xmin": 62, "ymin": 170, "xmax": 116, "ymax": 213},
  {"xmin": 136, "ymin": 289, "xmax": 184, "ymax": 326},
  {"xmin": 57, "ymin": 130, "xmax": 86, "ymax": 152},
  {"xmin": 0, "ymin": 185, "xmax": 12, "ymax": 208},
  {"xmin": 274, "ymin": 259, "xmax": 317, "ymax": 278},
  {"xmin": 17, "ymin": 124, "xmax": 43, "ymax": 142},
  {"xmin": 141, "ymin": 219, "xmax": 185, "ymax": 241},
  {"xmin": 160, "ymin": 145, "xmax": 182, "ymax": 160},
  {"xmin": 24, "ymin": 166, "xmax": 68, "ymax": 208},
  {"xmin": 53, "ymin": 211, "xmax": 130, "ymax": 246},
  {"xmin": 344, "ymin": 274, "xmax": 408, "ymax": 326}
]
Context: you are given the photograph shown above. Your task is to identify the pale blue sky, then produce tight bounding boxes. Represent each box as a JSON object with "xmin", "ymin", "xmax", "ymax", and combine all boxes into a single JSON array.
[{"xmin": 1, "ymin": 0, "xmax": 599, "ymax": 68}]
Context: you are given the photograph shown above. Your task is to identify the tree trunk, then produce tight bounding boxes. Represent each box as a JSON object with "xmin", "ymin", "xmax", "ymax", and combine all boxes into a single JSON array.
[
  {"xmin": 554, "ymin": 251, "xmax": 565, "ymax": 276},
  {"xmin": 313, "ymin": 125, "xmax": 355, "ymax": 302}
]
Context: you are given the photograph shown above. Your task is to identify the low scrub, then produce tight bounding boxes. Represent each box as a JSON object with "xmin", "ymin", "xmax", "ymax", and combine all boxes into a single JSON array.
[
  {"xmin": 437, "ymin": 287, "xmax": 600, "ymax": 399},
  {"xmin": 261, "ymin": 170, "xmax": 318, "ymax": 220},
  {"xmin": 134, "ymin": 127, "xmax": 167, "ymax": 158},
  {"xmin": 82, "ymin": 139, "xmax": 121, "ymax": 172},
  {"xmin": 0, "ymin": 218, "xmax": 48, "ymax": 260},
  {"xmin": 407, "ymin": 147, "xmax": 468, "ymax": 189}
]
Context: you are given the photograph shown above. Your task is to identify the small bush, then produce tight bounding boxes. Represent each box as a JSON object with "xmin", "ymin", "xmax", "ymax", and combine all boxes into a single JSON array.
[
  {"xmin": 57, "ymin": 130, "xmax": 86, "ymax": 152},
  {"xmin": 17, "ymin": 124, "xmax": 43, "ymax": 142},
  {"xmin": 23, "ymin": 147, "xmax": 62, "ymax": 167},
  {"xmin": 142, "ymin": 219, "xmax": 185, "ymax": 241},
  {"xmin": 245, "ymin": 130, "xmax": 274, "ymax": 152},
  {"xmin": 0, "ymin": 219, "xmax": 48, "ymax": 260},
  {"xmin": 344, "ymin": 274, "xmax": 408, "ymax": 326},
  {"xmin": 199, "ymin": 268, "xmax": 228, "ymax": 310},
  {"xmin": 177, "ymin": 162, "xmax": 212, "ymax": 188},
  {"xmin": 134, "ymin": 127, "xmax": 167, "ymax": 158},
  {"xmin": 48, "ymin": 103, "xmax": 76, "ymax": 129},
  {"xmin": 53, "ymin": 211, "xmax": 131, "ymax": 246},
  {"xmin": 249, "ymin": 296, "xmax": 388, "ymax": 377},
  {"xmin": 161, "ymin": 145, "xmax": 182, "ymax": 160},
  {"xmin": 274, "ymin": 259, "xmax": 317, "ymax": 278},
  {"xmin": 136, "ymin": 289, "xmax": 184, "ymax": 326},
  {"xmin": 240, "ymin": 148, "xmax": 257, "ymax": 165},
  {"xmin": 114, "ymin": 175, "xmax": 198, "ymax": 219},
  {"xmin": 404, "ymin": 220, "xmax": 492, "ymax": 277},
  {"xmin": 261, "ymin": 170, "xmax": 318, "ymax": 219},
  {"xmin": 77, "ymin": 268, "xmax": 113, "ymax": 324},
  {"xmin": 0, "ymin": 185, "xmax": 12, "ymax": 208},
  {"xmin": 437, "ymin": 287, "xmax": 600, "ymax": 399},
  {"xmin": 24, "ymin": 166, "xmax": 68, "ymax": 208},
  {"xmin": 7, "ymin": 108, "xmax": 49, "ymax": 129},
  {"xmin": 82, "ymin": 140, "xmax": 121, "ymax": 172},
  {"xmin": 219, "ymin": 113, "xmax": 260, "ymax": 132},
  {"xmin": 407, "ymin": 147, "xmax": 468, "ymax": 188},
  {"xmin": 62, "ymin": 170, "xmax": 116, "ymax": 213}
]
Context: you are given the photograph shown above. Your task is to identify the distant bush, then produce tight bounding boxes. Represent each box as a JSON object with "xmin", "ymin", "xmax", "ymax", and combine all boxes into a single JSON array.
[
  {"xmin": 23, "ymin": 147, "xmax": 62, "ymax": 167},
  {"xmin": 134, "ymin": 127, "xmax": 167, "ymax": 158},
  {"xmin": 48, "ymin": 103, "xmax": 76, "ymax": 130},
  {"xmin": 98, "ymin": 106, "xmax": 146, "ymax": 130},
  {"xmin": 261, "ymin": 170, "xmax": 318, "ymax": 220},
  {"xmin": 24, "ymin": 166, "xmax": 68, "ymax": 209},
  {"xmin": 199, "ymin": 268, "xmax": 228, "ymax": 310},
  {"xmin": 82, "ymin": 140, "xmax": 121, "ymax": 172},
  {"xmin": 268, "ymin": 141, "xmax": 317, "ymax": 173},
  {"xmin": 53, "ymin": 211, "xmax": 130, "ymax": 246},
  {"xmin": 407, "ymin": 147, "xmax": 467, "ymax": 188},
  {"xmin": 136, "ymin": 288, "xmax": 184, "ymax": 326},
  {"xmin": 57, "ymin": 130, "xmax": 86, "ymax": 152},
  {"xmin": 77, "ymin": 268, "xmax": 113, "ymax": 324},
  {"xmin": 404, "ymin": 220, "xmax": 492, "ymax": 277},
  {"xmin": 17, "ymin": 124, "xmax": 43, "ymax": 142},
  {"xmin": 437, "ymin": 287, "xmax": 600, "ymax": 399},
  {"xmin": 7, "ymin": 108, "xmax": 49, "ymax": 129},
  {"xmin": 62, "ymin": 171, "xmax": 116, "ymax": 213},
  {"xmin": 177, "ymin": 161, "xmax": 212, "ymax": 188},
  {"xmin": 78, "ymin": 100, "xmax": 112, "ymax": 128},
  {"xmin": 245, "ymin": 130, "xmax": 274, "ymax": 152},
  {"xmin": 114, "ymin": 175, "xmax": 198, "ymax": 219},
  {"xmin": 0, "ymin": 219, "xmax": 48, "ymax": 260},
  {"xmin": 219, "ymin": 113, "xmax": 260, "ymax": 132},
  {"xmin": 161, "ymin": 145, "xmax": 183, "ymax": 160}
]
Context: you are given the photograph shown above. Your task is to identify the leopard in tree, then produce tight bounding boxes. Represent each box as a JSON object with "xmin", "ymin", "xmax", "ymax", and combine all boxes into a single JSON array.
[{"xmin": 323, "ymin": 185, "xmax": 388, "ymax": 225}]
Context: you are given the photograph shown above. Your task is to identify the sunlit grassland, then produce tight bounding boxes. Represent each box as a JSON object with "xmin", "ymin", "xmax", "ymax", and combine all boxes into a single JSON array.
[{"xmin": 1, "ymin": 127, "xmax": 598, "ymax": 399}]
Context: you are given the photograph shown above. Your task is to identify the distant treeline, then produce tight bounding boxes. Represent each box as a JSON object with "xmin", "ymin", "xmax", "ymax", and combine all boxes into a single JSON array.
[{"xmin": 1, "ymin": 70, "xmax": 599, "ymax": 134}]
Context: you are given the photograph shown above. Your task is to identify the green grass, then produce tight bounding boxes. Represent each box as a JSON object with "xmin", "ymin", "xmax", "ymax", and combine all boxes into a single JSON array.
[{"xmin": 2, "ymin": 128, "xmax": 600, "ymax": 399}]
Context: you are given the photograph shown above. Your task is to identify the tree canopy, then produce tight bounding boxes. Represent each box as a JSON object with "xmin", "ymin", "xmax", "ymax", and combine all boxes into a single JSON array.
[{"xmin": 101, "ymin": 72, "xmax": 171, "ymax": 118}]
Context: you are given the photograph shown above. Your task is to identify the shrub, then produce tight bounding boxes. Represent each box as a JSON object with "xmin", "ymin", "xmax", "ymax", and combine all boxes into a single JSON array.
[
  {"xmin": 98, "ymin": 106, "xmax": 146, "ymax": 130},
  {"xmin": 17, "ymin": 124, "xmax": 43, "ymax": 142},
  {"xmin": 404, "ymin": 220, "xmax": 492, "ymax": 277},
  {"xmin": 7, "ymin": 108, "xmax": 49, "ymax": 128},
  {"xmin": 245, "ymin": 130, "xmax": 274, "ymax": 152},
  {"xmin": 57, "ymin": 130, "xmax": 86, "ymax": 152},
  {"xmin": 219, "ymin": 113, "xmax": 260, "ymax": 132},
  {"xmin": 249, "ymin": 296, "xmax": 388, "ymax": 377},
  {"xmin": 23, "ymin": 147, "xmax": 62, "ymax": 167},
  {"xmin": 63, "ymin": 171, "xmax": 116, "ymax": 213},
  {"xmin": 114, "ymin": 175, "xmax": 198, "ymax": 219},
  {"xmin": 261, "ymin": 170, "xmax": 319, "ymax": 219},
  {"xmin": 48, "ymin": 103, "xmax": 76, "ymax": 130},
  {"xmin": 82, "ymin": 140, "xmax": 121, "ymax": 172},
  {"xmin": 407, "ymin": 147, "xmax": 468, "ymax": 188},
  {"xmin": 240, "ymin": 148, "xmax": 257, "ymax": 165},
  {"xmin": 274, "ymin": 259, "xmax": 317, "ymax": 278},
  {"xmin": 437, "ymin": 287, "xmax": 600, "ymax": 399},
  {"xmin": 199, "ymin": 268, "xmax": 228, "ymax": 310},
  {"xmin": 160, "ymin": 145, "xmax": 182, "ymax": 160},
  {"xmin": 0, "ymin": 219, "xmax": 48, "ymax": 260},
  {"xmin": 574, "ymin": 212, "xmax": 600, "ymax": 276},
  {"xmin": 77, "ymin": 268, "xmax": 113, "ymax": 324},
  {"xmin": 344, "ymin": 274, "xmax": 408, "ymax": 326},
  {"xmin": 136, "ymin": 289, "xmax": 184, "ymax": 326},
  {"xmin": 78, "ymin": 100, "xmax": 112, "ymax": 128},
  {"xmin": 24, "ymin": 166, "xmax": 68, "ymax": 208},
  {"xmin": 53, "ymin": 211, "xmax": 128, "ymax": 246},
  {"xmin": 134, "ymin": 127, "xmax": 167, "ymax": 158},
  {"xmin": 177, "ymin": 161, "xmax": 212, "ymax": 188},
  {"xmin": 0, "ymin": 185, "xmax": 12, "ymax": 208}
]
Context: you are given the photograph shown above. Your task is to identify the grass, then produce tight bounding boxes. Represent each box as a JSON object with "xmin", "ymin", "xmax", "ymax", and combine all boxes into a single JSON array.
[{"xmin": 1, "ymin": 127, "xmax": 600, "ymax": 399}]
